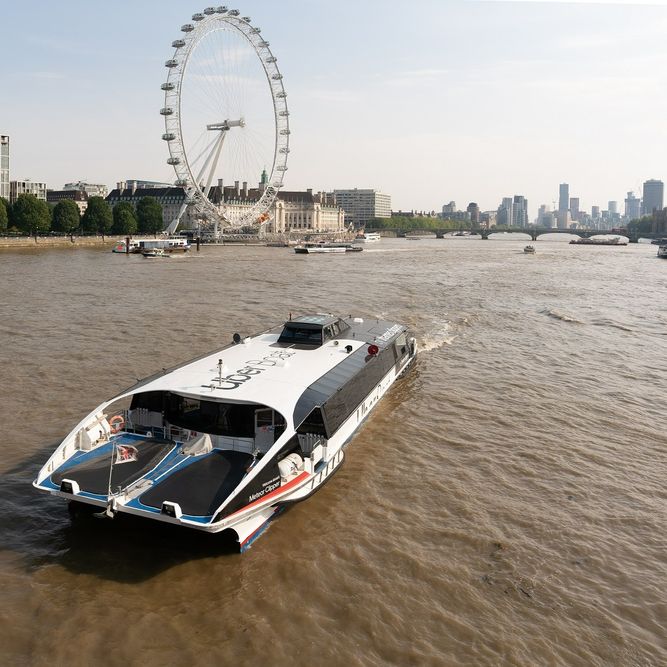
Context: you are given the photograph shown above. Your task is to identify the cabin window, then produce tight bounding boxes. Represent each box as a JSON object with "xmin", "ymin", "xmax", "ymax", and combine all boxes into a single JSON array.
[
  {"xmin": 130, "ymin": 391, "xmax": 164, "ymax": 412},
  {"xmin": 394, "ymin": 333, "xmax": 407, "ymax": 357},
  {"xmin": 296, "ymin": 407, "xmax": 328, "ymax": 436},
  {"xmin": 164, "ymin": 395, "xmax": 258, "ymax": 438}
]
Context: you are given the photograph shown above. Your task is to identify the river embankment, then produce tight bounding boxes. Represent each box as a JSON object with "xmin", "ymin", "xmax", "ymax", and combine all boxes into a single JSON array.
[{"xmin": 0, "ymin": 235, "xmax": 123, "ymax": 249}]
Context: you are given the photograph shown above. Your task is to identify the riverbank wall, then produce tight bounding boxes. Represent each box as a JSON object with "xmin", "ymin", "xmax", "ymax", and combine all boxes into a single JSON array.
[{"xmin": 0, "ymin": 235, "xmax": 124, "ymax": 249}]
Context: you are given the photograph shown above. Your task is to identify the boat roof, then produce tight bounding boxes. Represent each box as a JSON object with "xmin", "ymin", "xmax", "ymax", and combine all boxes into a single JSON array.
[{"xmin": 111, "ymin": 316, "xmax": 407, "ymax": 426}]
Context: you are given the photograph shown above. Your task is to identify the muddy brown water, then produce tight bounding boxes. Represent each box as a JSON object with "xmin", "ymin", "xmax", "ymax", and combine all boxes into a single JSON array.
[{"xmin": 0, "ymin": 238, "xmax": 664, "ymax": 666}]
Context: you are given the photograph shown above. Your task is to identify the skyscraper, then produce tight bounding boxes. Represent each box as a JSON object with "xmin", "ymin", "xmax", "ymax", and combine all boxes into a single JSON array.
[
  {"xmin": 624, "ymin": 192, "xmax": 641, "ymax": 220},
  {"xmin": 0, "ymin": 135, "xmax": 9, "ymax": 201},
  {"xmin": 608, "ymin": 201, "xmax": 618, "ymax": 215},
  {"xmin": 642, "ymin": 179, "xmax": 664, "ymax": 216},
  {"xmin": 512, "ymin": 195, "xmax": 528, "ymax": 227},
  {"xmin": 497, "ymin": 197, "xmax": 513, "ymax": 226},
  {"xmin": 466, "ymin": 202, "xmax": 480, "ymax": 224},
  {"xmin": 569, "ymin": 197, "xmax": 580, "ymax": 222},
  {"xmin": 559, "ymin": 183, "xmax": 569, "ymax": 213}
]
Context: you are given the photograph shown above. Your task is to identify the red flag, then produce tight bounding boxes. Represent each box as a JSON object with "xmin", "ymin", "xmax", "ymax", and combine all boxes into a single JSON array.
[{"xmin": 115, "ymin": 444, "xmax": 138, "ymax": 464}]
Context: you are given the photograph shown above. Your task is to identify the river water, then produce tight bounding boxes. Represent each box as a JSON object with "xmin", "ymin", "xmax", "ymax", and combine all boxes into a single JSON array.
[{"xmin": 0, "ymin": 237, "xmax": 664, "ymax": 666}]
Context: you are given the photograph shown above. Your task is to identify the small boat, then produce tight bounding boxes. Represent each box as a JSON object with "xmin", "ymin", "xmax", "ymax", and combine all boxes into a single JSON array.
[
  {"xmin": 294, "ymin": 242, "xmax": 361, "ymax": 254},
  {"xmin": 524, "ymin": 245, "xmax": 536, "ymax": 254},
  {"xmin": 33, "ymin": 314, "xmax": 417, "ymax": 551},
  {"xmin": 352, "ymin": 232, "xmax": 381, "ymax": 243},
  {"xmin": 112, "ymin": 239, "xmax": 141, "ymax": 253},
  {"xmin": 142, "ymin": 248, "xmax": 171, "ymax": 258},
  {"xmin": 569, "ymin": 236, "xmax": 628, "ymax": 246},
  {"xmin": 657, "ymin": 245, "xmax": 667, "ymax": 258},
  {"xmin": 114, "ymin": 238, "xmax": 191, "ymax": 254}
]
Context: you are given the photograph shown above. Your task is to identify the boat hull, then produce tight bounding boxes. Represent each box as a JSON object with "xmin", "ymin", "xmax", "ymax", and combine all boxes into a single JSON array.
[{"xmin": 33, "ymin": 315, "xmax": 417, "ymax": 549}]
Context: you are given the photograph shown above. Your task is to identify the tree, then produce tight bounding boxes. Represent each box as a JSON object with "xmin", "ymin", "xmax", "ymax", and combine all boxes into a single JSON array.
[
  {"xmin": 0, "ymin": 197, "xmax": 8, "ymax": 233},
  {"xmin": 626, "ymin": 216, "xmax": 654, "ymax": 238},
  {"xmin": 12, "ymin": 194, "xmax": 51, "ymax": 235},
  {"xmin": 52, "ymin": 199, "xmax": 81, "ymax": 234},
  {"xmin": 112, "ymin": 202, "xmax": 138, "ymax": 235},
  {"xmin": 137, "ymin": 197, "xmax": 164, "ymax": 235},
  {"xmin": 81, "ymin": 196, "xmax": 113, "ymax": 236}
]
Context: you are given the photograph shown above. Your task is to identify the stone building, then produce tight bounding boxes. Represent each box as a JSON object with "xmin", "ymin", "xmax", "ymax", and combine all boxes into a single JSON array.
[
  {"xmin": 47, "ymin": 189, "xmax": 89, "ymax": 214},
  {"xmin": 106, "ymin": 175, "xmax": 344, "ymax": 234}
]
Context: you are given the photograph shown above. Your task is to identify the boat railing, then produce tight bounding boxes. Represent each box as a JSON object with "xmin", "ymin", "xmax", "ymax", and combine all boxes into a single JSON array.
[{"xmin": 298, "ymin": 432, "xmax": 327, "ymax": 455}]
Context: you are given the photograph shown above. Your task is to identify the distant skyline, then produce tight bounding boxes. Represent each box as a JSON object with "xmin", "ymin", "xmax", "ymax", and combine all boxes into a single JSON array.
[{"xmin": 3, "ymin": 0, "xmax": 667, "ymax": 217}]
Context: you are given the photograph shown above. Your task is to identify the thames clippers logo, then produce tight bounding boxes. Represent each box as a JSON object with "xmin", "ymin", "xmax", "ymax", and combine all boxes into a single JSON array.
[{"xmin": 211, "ymin": 350, "xmax": 296, "ymax": 390}]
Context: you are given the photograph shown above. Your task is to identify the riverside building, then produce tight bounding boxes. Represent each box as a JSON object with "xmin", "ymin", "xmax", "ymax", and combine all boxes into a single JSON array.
[
  {"xmin": 10, "ymin": 179, "xmax": 47, "ymax": 204},
  {"xmin": 63, "ymin": 181, "xmax": 109, "ymax": 199},
  {"xmin": 332, "ymin": 189, "xmax": 391, "ymax": 229},
  {"xmin": 106, "ymin": 176, "xmax": 345, "ymax": 234},
  {"xmin": 0, "ymin": 135, "xmax": 9, "ymax": 200},
  {"xmin": 47, "ymin": 189, "xmax": 90, "ymax": 214}
]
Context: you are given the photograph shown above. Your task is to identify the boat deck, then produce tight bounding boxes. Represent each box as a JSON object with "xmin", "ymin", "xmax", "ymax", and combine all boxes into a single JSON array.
[
  {"xmin": 47, "ymin": 433, "xmax": 255, "ymax": 520},
  {"xmin": 51, "ymin": 435, "xmax": 175, "ymax": 496},
  {"xmin": 138, "ymin": 450, "xmax": 252, "ymax": 516}
]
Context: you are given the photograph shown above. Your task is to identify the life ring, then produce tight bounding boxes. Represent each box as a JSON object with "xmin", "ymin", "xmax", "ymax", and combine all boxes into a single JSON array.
[{"xmin": 108, "ymin": 415, "xmax": 125, "ymax": 434}]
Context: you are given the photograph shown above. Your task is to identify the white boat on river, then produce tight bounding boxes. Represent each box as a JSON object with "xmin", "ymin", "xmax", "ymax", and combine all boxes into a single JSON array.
[
  {"xmin": 33, "ymin": 314, "xmax": 416, "ymax": 550},
  {"xmin": 353, "ymin": 232, "xmax": 381, "ymax": 243}
]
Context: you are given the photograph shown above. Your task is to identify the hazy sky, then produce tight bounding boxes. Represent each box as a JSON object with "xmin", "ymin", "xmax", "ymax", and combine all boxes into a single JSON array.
[{"xmin": 3, "ymin": 0, "xmax": 667, "ymax": 216}]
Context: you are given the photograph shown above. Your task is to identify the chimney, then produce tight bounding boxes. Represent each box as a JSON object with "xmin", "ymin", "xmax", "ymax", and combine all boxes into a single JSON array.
[
  {"xmin": 218, "ymin": 178, "xmax": 223, "ymax": 189},
  {"xmin": 234, "ymin": 180, "xmax": 240, "ymax": 198},
  {"xmin": 242, "ymin": 181, "xmax": 248, "ymax": 198}
]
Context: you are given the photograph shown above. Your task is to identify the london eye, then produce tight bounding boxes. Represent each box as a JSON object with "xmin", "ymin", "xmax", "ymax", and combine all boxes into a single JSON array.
[{"xmin": 160, "ymin": 7, "xmax": 290, "ymax": 236}]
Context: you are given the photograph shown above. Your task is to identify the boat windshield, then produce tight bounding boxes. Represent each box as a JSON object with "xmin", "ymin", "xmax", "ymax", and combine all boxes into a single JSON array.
[{"xmin": 277, "ymin": 326, "xmax": 323, "ymax": 345}]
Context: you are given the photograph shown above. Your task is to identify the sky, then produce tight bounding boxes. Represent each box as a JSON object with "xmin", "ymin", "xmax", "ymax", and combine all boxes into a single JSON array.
[{"xmin": 2, "ymin": 0, "xmax": 667, "ymax": 217}]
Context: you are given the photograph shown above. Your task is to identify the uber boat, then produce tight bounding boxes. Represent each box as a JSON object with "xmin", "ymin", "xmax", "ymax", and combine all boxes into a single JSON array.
[{"xmin": 33, "ymin": 315, "xmax": 416, "ymax": 550}]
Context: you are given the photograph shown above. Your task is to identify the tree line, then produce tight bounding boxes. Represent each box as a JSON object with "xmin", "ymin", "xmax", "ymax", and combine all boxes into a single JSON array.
[
  {"xmin": 369, "ymin": 211, "xmax": 667, "ymax": 236},
  {"xmin": 624, "ymin": 210, "xmax": 667, "ymax": 237},
  {"xmin": 367, "ymin": 216, "xmax": 472, "ymax": 231},
  {"xmin": 0, "ymin": 194, "xmax": 165, "ymax": 237}
]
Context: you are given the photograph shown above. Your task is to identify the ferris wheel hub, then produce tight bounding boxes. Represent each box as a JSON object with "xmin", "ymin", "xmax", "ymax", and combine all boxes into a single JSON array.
[{"xmin": 206, "ymin": 118, "xmax": 245, "ymax": 131}]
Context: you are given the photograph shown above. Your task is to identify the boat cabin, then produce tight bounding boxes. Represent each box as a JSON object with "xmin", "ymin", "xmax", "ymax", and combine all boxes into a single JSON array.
[
  {"xmin": 277, "ymin": 314, "xmax": 350, "ymax": 348},
  {"xmin": 126, "ymin": 391, "xmax": 286, "ymax": 457}
]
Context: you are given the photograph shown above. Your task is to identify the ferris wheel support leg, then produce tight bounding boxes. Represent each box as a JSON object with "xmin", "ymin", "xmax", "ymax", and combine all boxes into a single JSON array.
[
  {"xmin": 165, "ymin": 200, "xmax": 189, "ymax": 236},
  {"xmin": 203, "ymin": 131, "xmax": 227, "ymax": 200}
]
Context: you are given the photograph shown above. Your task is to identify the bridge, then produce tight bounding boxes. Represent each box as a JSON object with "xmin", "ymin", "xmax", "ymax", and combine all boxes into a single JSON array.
[{"xmin": 367, "ymin": 227, "xmax": 655, "ymax": 242}]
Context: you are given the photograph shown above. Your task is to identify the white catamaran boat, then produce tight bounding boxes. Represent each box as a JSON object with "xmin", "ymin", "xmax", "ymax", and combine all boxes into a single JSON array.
[{"xmin": 33, "ymin": 315, "xmax": 416, "ymax": 550}]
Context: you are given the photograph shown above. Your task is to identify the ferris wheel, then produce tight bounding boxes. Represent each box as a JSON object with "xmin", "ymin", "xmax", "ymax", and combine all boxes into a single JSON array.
[{"xmin": 160, "ymin": 7, "xmax": 290, "ymax": 235}]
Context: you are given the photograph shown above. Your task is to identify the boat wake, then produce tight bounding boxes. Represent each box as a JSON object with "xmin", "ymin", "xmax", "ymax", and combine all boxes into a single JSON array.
[
  {"xmin": 419, "ymin": 322, "xmax": 456, "ymax": 352},
  {"xmin": 543, "ymin": 309, "xmax": 584, "ymax": 324},
  {"xmin": 544, "ymin": 309, "xmax": 633, "ymax": 332},
  {"xmin": 591, "ymin": 318, "xmax": 633, "ymax": 333}
]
